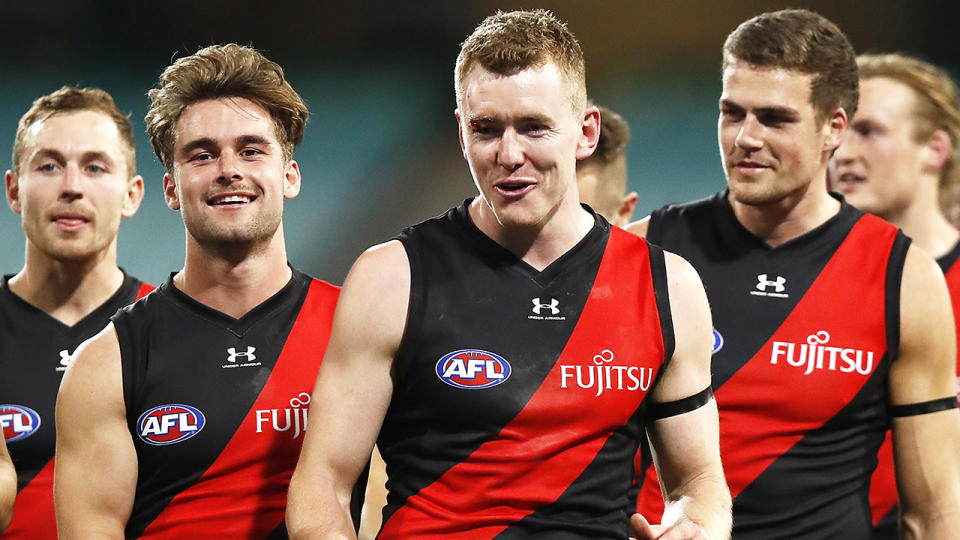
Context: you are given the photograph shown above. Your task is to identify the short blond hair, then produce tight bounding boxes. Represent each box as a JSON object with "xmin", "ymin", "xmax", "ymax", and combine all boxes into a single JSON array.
[
  {"xmin": 455, "ymin": 9, "xmax": 586, "ymax": 113},
  {"xmin": 12, "ymin": 86, "xmax": 136, "ymax": 177},
  {"xmin": 145, "ymin": 43, "xmax": 308, "ymax": 172}
]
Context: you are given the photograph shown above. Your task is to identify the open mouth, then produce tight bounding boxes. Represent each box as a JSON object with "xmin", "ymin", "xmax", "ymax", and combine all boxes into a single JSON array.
[
  {"xmin": 835, "ymin": 172, "xmax": 866, "ymax": 186},
  {"xmin": 494, "ymin": 180, "xmax": 535, "ymax": 197},
  {"xmin": 207, "ymin": 194, "xmax": 257, "ymax": 206}
]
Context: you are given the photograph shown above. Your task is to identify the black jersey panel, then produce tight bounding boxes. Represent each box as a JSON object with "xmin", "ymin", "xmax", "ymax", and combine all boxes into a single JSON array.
[
  {"xmin": 382, "ymin": 203, "xmax": 607, "ymax": 519},
  {"xmin": 113, "ymin": 271, "xmax": 311, "ymax": 538}
]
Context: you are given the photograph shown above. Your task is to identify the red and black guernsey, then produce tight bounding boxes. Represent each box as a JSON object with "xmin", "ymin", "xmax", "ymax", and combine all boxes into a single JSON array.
[
  {"xmin": 377, "ymin": 200, "xmax": 675, "ymax": 539},
  {"xmin": 0, "ymin": 272, "xmax": 152, "ymax": 540},
  {"xmin": 866, "ymin": 239, "xmax": 960, "ymax": 539},
  {"xmin": 633, "ymin": 191, "xmax": 909, "ymax": 540},
  {"xmin": 111, "ymin": 269, "xmax": 352, "ymax": 539}
]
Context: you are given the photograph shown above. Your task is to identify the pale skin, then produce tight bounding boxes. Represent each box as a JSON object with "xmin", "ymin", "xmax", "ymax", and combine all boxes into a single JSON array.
[
  {"xmin": 4, "ymin": 109, "xmax": 145, "ymax": 326},
  {"xmin": 55, "ymin": 97, "xmax": 302, "ymax": 539},
  {"xmin": 0, "ymin": 436, "xmax": 14, "ymax": 532},
  {"xmin": 577, "ymin": 153, "xmax": 639, "ymax": 227},
  {"xmin": 288, "ymin": 61, "xmax": 730, "ymax": 540},
  {"xmin": 833, "ymin": 76, "xmax": 959, "ymax": 259},
  {"xmin": 627, "ymin": 61, "xmax": 960, "ymax": 538}
]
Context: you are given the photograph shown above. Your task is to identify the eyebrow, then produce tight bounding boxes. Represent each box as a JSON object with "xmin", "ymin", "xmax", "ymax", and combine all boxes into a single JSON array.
[
  {"xmin": 468, "ymin": 113, "xmax": 553, "ymax": 125},
  {"xmin": 178, "ymin": 135, "xmax": 274, "ymax": 157},
  {"xmin": 719, "ymin": 99, "xmax": 800, "ymax": 118},
  {"xmin": 30, "ymin": 149, "xmax": 115, "ymax": 165}
]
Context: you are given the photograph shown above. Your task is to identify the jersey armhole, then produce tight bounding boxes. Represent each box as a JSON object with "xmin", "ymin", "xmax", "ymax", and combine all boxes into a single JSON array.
[
  {"xmin": 884, "ymin": 231, "xmax": 911, "ymax": 367},
  {"xmin": 648, "ymin": 242, "xmax": 676, "ymax": 370},
  {"xmin": 110, "ymin": 308, "xmax": 141, "ymax": 428},
  {"xmin": 392, "ymin": 235, "xmax": 425, "ymax": 383}
]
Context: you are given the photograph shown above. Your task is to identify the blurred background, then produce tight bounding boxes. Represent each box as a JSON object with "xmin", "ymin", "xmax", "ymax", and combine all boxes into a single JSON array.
[{"xmin": 1, "ymin": 0, "xmax": 958, "ymax": 284}]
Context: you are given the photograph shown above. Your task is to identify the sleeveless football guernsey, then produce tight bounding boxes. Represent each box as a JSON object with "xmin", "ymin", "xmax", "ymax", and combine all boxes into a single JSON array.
[
  {"xmin": 634, "ymin": 191, "xmax": 908, "ymax": 540},
  {"xmin": 0, "ymin": 273, "xmax": 152, "ymax": 540},
  {"xmin": 112, "ymin": 270, "xmax": 347, "ymax": 539},
  {"xmin": 867, "ymin": 239, "xmax": 960, "ymax": 539},
  {"xmin": 376, "ymin": 201, "xmax": 674, "ymax": 539}
]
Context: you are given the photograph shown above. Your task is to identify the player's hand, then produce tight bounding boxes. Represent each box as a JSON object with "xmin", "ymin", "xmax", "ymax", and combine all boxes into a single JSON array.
[{"xmin": 629, "ymin": 513, "xmax": 709, "ymax": 540}]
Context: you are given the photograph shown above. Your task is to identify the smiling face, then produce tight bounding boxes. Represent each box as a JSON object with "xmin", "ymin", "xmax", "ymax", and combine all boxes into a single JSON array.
[
  {"xmin": 719, "ymin": 60, "xmax": 843, "ymax": 207},
  {"xmin": 456, "ymin": 62, "xmax": 595, "ymax": 231},
  {"xmin": 165, "ymin": 97, "xmax": 300, "ymax": 250},
  {"xmin": 6, "ymin": 109, "xmax": 142, "ymax": 262},
  {"xmin": 832, "ymin": 77, "xmax": 930, "ymax": 220}
]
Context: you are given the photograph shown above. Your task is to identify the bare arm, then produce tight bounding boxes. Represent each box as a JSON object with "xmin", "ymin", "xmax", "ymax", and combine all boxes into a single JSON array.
[
  {"xmin": 55, "ymin": 324, "xmax": 137, "ymax": 539},
  {"xmin": 357, "ymin": 446, "xmax": 388, "ymax": 540},
  {"xmin": 287, "ymin": 242, "xmax": 409, "ymax": 539},
  {"xmin": 624, "ymin": 216, "xmax": 650, "ymax": 238},
  {"xmin": 0, "ymin": 433, "xmax": 14, "ymax": 531},
  {"xmin": 635, "ymin": 251, "xmax": 731, "ymax": 540},
  {"xmin": 890, "ymin": 245, "xmax": 960, "ymax": 539}
]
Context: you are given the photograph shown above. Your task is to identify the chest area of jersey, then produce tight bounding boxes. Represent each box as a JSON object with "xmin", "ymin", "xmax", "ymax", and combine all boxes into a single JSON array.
[
  {"xmin": 400, "ymin": 248, "xmax": 665, "ymax": 430},
  {"xmin": 130, "ymin": 308, "xmax": 317, "ymax": 450}
]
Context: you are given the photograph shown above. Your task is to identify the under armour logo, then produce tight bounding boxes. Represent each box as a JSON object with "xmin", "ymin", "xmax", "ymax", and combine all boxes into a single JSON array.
[
  {"xmin": 756, "ymin": 274, "xmax": 786, "ymax": 293},
  {"xmin": 532, "ymin": 297, "xmax": 560, "ymax": 315},
  {"xmin": 59, "ymin": 349, "xmax": 71, "ymax": 367},
  {"xmin": 226, "ymin": 346, "xmax": 257, "ymax": 363}
]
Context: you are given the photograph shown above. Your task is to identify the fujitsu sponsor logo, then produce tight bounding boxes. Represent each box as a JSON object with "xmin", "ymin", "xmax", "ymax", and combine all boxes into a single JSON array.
[
  {"xmin": 256, "ymin": 392, "xmax": 311, "ymax": 439},
  {"xmin": 560, "ymin": 349, "xmax": 654, "ymax": 397},
  {"xmin": 770, "ymin": 330, "xmax": 876, "ymax": 376}
]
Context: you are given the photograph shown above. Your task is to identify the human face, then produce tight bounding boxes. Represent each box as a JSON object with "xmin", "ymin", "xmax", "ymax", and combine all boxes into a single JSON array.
[
  {"xmin": 832, "ymin": 77, "xmax": 929, "ymax": 220},
  {"xmin": 456, "ymin": 62, "xmax": 597, "ymax": 230},
  {"xmin": 719, "ymin": 60, "xmax": 844, "ymax": 207},
  {"xmin": 165, "ymin": 98, "xmax": 300, "ymax": 249},
  {"xmin": 5, "ymin": 110, "xmax": 143, "ymax": 262}
]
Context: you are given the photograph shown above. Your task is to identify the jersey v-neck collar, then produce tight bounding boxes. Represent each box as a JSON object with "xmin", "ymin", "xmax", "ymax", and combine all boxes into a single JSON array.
[
  {"xmin": 1, "ymin": 270, "xmax": 139, "ymax": 336},
  {"xmin": 714, "ymin": 190, "xmax": 861, "ymax": 254},
  {"xmin": 159, "ymin": 267, "xmax": 307, "ymax": 337},
  {"xmin": 451, "ymin": 198, "xmax": 610, "ymax": 288}
]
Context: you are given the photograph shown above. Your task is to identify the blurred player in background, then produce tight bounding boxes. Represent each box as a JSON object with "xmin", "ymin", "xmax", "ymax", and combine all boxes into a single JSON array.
[
  {"xmin": 1, "ymin": 86, "xmax": 151, "ymax": 539},
  {"xmin": 831, "ymin": 52, "xmax": 960, "ymax": 539},
  {"xmin": 576, "ymin": 104, "xmax": 637, "ymax": 227}
]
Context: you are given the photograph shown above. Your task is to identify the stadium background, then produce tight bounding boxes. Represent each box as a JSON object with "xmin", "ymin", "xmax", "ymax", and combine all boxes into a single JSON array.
[{"xmin": 1, "ymin": 0, "xmax": 957, "ymax": 285}]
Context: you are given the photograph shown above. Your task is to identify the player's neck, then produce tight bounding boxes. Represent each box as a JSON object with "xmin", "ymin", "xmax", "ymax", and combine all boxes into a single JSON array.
[
  {"xmin": 9, "ymin": 241, "xmax": 125, "ymax": 326},
  {"xmin": 883, "ymin": 193, "xmax": 959, "ymax": 260},
  {"xmin": 470, "ymin": 195, "xmax": 594, "ymax": 271},
  {"xmin": 730, "ymin": 178, "xmax": 841, "ymax": 248},
  {"xmin": 176, "ymin": 226, "xmax": 293, "ymax": 319}
]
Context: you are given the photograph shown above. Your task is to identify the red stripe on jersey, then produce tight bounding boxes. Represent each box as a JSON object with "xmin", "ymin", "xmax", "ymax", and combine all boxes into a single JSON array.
[
  {"xmin": 137, "ymin": 280, "xmax": 338, "ymax": 539},
  {"xmin": 867, "ymin": 252, "xmax": 960, "ymax": 527},
  {"xmin": 1, "ymin": 460, "xmax": 56, "ymax": 539},
  {"xmin": 380, "ymin": 229, "xmax": 666, "ymax": 539},
  {"xmin": 638, "ymin": 215, "xmax": 897, "ymax": 520},
  {"xmin": 136, "ymin": 282, "xmax": 156, "ymax": 300}
]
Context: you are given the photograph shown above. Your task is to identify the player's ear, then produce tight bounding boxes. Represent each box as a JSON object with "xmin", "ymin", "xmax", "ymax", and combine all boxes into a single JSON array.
[
  {"xmin": 163, "ymin": 173, "xmax": 180, "ymax": 211},
  {"xmin": 122, "ymin": 175, "xmax": 145, "ymax": 218},
  {"xmin": 615, "ymin": 192, "xmax": 639, "ymax": 228},
  {"xmin": 5, "ymin": 170, "xmax": 21, "ymax": 214},
  {"xmin": 922, "ymin": 129, "xmax": 952, "ymax": 174},
  {"xmin": 576, "ymin": 105, "xmax": 601, "ymax": 160},
  {"xmin": 455, "ymin": 109, "xmax": 467, "ymax": 159},
  {"xmin": 283, "ymin": 160, "xmax": 302, "ymax": 199},
  {"xmin": 822, "ymin": 107, "xmax": 848, "ymax": 154}
]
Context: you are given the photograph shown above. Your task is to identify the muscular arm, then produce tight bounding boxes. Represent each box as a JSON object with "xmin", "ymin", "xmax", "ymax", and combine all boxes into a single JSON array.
[
  {"xmin": 0, "ymin": 433, "xmax": 15, "ymax": 531},
  {"xmin": 624, "ymin": 216, "xmax": 650, "ymax": 238},
  {"xmin": 54, "ymin": 324, "xmax": 137, "ymax": 539},
  {"xmin": 287, "ymin": 242, "xmax": 409, "ymax": 539},
  {"xmin": 890, "ymin": 245, "xmax": 960, "ymax": 539},
  {"xmin": 636, "ymin": 252, "xmax": 731, "ymax": 540}
]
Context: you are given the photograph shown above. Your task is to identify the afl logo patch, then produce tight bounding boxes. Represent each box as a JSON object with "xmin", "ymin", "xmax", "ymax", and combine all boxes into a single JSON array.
[
  {"xmin": 712, "ymin": 329, "xmax": 724, "ymax": 354},
  {"xmin": 436, "ymin": 349, "xmax": 512, "ymax": 389},
  {"xmin": 0, "ymin": 404, "xmax": 41, "ymax": 442},
  {"xmin": 137, "ymin": 404, "xmax": 205, "ymax": 446}
]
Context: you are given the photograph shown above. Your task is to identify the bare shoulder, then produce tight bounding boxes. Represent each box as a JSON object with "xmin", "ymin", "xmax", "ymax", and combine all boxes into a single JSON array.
[
  {"xmin": 343, "ymin": 240, "xmax": 409, "ymax": 292},
  {"xmin": 624, "ymin": 216, "xmax": 650, "ymax": 238},
  {"xmin": 59, "ymin": 323, "xmax": 122, "ymax": 398},
  {"xmin": 57, "ymin": 323, "xmax": 126, "ymax": 439}
]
